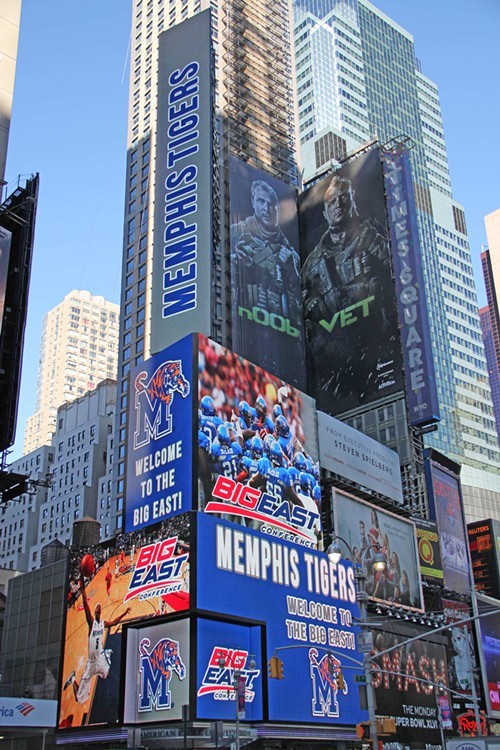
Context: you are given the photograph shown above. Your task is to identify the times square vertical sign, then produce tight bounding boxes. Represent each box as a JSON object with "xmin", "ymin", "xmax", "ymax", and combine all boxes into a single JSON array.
[{"xmin": 383, "ymin": 147, "xmax": 440, "ymax": 427}]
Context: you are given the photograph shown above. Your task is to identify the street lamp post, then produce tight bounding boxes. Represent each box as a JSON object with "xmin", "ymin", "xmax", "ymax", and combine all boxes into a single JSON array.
[
  {"xmin": 327, "ymin": 537, "xmax": 387, "ymax": 750},
  {"xmin": 219, "ymin": 653, "xmax": 256, "ymax": 750}
]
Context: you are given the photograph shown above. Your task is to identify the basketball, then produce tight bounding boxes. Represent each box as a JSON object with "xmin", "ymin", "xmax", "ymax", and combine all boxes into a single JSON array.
[{"xmin": 80, "ymin": 554, "xmax": 95, "ymax": 578}]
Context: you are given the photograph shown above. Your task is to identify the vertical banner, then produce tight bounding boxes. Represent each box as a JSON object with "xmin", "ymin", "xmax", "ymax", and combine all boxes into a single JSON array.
[
  {"xmin": 383, "ymin": 146, "xmax": 440, "ymax": 427},
  {"xmin": 476, "ymin": 594, "xmax": 500, "ymax": 718},
  {"xmin": 150, "ymin": 10, "xmax": 213, "ymax": 354},
  {"xmin": 467, "ymin": 519, "xmax": 500, "ymax": 599},
  {"xmin": 230, "ymin": 157, "xmax": 307, "ymax": 390},
  {"xmin": 0, "ymin": 226, "xmax": 12, "ymax": 337},
  {"xmin": 125, "ymin": 334, "xmax": 194, "ymax": 533},
  {"xmin": 413, "ymin": 517, "xmax": 443, "ymax": 584},
  {"xmin": 299, "ymin": 147, "xmax": 403, "ymax": 415}
]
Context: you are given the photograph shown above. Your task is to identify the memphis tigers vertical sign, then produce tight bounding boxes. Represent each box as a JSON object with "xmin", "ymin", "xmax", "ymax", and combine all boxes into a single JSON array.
[{"xmin": 125, "ymin": 334, "xmax": 194, "ymax": 533}]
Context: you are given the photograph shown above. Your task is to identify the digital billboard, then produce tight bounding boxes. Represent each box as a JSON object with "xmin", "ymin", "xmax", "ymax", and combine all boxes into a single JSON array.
[
  {"xmin": 298, "ymin": 147, "xmax": 403, "ymax": 415},
  {"xmin": 372, "ymin": 627, "xmax": 448, "ymax": 750},
  {"xmin": 58, "ymin": 517, "xmax": 190, "ymax": 729},
  {"xmin": 150, "ymin": 10, "xmax": 213, "ymax": 354},
  {"xmin": 413, "ymin": 517, "xmax": 443, "ymax": 584},
  {"xmin": 125, "ymin": 334, "xmax": 194, "ymax": 533},
  {"xmin": 425, "ymin": 453, "xmax": 470, "ymax": 593},
  {"xmin": 476, "ymin": 594, "xmax": 500, "ymax": 718},
  {"xmin": 124, "ymin": 618, "xmax": 190, "ymax": 723},
  {"xmin": 442, "ymin": 597, "xmax": 480, "ymax": 725},
  {"xmin": 196, "ymin": 512, "xmax": 366, "ymax": 726},
  {"xmin": 318, "ymin": 410, "xmax": 403, "ymax": 504},
  {"xmin": 468, "ymin": 519, "xmax": 500, "ymax": 599},
  {"xmin": 383, "ymin": 146, "xmax": 440, "ymax": 427},
  {"xmin": 0, "ymin": 225, "xmax": 11, "ymax": 337},
  {"xmin": 334, "ymin": 490, "xmax": 423, "ymax": 610},
  {"xmin": 230, "ymin": 157, "xmax": 306, "ymax": 390},
  {"xmin": 198, "ymin": 335, "xmax": 321, "ymax": 550}
]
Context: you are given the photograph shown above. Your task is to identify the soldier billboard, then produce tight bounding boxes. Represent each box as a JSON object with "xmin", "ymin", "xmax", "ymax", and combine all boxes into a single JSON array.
[
  {"xmin": 230, "ymin": 157, "xmax": 307, "ymax": 391},
  {"xmin": 299, "ymin": 147, "xmax": 403, "ymax": 415}
]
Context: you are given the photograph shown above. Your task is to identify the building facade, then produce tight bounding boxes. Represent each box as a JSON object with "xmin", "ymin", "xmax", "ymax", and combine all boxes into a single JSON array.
[
  {"xmin": 292, "ymin": 0, "xmax": 500, "ymax": 521},
  {"xmin": 111, "ymin": 0, "xmax": 299, "ymax": 535},
  {"xmin": 24, "ymin": 290, "xmax": 119, "ymax": 454}
]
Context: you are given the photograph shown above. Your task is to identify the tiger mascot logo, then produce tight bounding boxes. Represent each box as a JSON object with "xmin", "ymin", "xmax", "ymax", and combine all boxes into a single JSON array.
[
  {"xmin": 134, "ymin": 359, "xmax": 190, "ymax": 449},
  {"xmin": 138, "ymin": 637, "xmax": 186, "ymax": 713}
]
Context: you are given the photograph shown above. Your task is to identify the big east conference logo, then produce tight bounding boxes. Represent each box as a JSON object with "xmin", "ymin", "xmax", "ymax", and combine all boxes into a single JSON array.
[
  {"xmin": 138, "ymin": 637, "xmax": 186, "ymax": 712},
  {"xmin": 197, "ymin": 647, "xmax": 260, "ymax": 702},
  {"xmin": 309, "ymin": 648, "xmax": 347, "ymax": 718},
  {"xmin": 134, "ymin": 360, "xmax": 190, "ymax": 449},
  {"xmin": 125, "ymin": 537, "xmax": 188, "ymax": 602}
]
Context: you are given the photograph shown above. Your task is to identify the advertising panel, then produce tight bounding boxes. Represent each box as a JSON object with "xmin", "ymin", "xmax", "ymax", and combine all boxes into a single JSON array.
[
  {"xmin": 426, "ymin": 456, "xmax": 470, "ymax": 593},
  {"xmin": 383, "ymin": 146, "xmax": 440, "ymax": 427},
  {"xmin": 198, "ymin": 335, "xmax": 321, "ymax": 550},
  {"xmin": 196, "ymin": 513, "xmax": 365, "ymax": 725},
  {"xmin": 230, "ymin": 157, "xmax": 306, "ymax": 391},
  {"xmin": 334, "ymin": 490, "xmax": 423, "ymax": 610},
  {"xmin": 468, "ymin": 519, "xmax": 500, "ymax": 600},
  {"xmin": 124, "ymin": 618, "xmax": 189, "ymax": 723},
  {"xmin": 476, "ymin": 594, "xmax": 500, "ymax": 718},
  {"xmin": 58, "ymin": 518, "xmax": 190, "ymax": 729},
  {"xmin": 442, "ymin": 598, "xmax": 480, "ymax": 724},
  {"xmin": 372, "ymin": 628, "xmax": 448, "ymax": 750},
  {"xmin": 150, "ymin": 10, "xmax": 213, "ymax": 354},
  {"xmin": 196, "ymin": 618, "xmax": 263, "ymax": 721},
  {"xmin": 0, "ymin": 225, "xmax": 12, "ymax": 336},
  {"xmin": 318, "ymin": 410, "xmax": 403, "ymax": 504},
  {"xmin": 0, "ymin": 697, "xmax": 57, "ymax": 728},
  {"xmin": 299, "ymin": 147, "xmax": 403, "ymax": 415},
  {"xmin": 125, "ymin": 334, "xmax": 194, "ymax": 533},
  {"xmin": 413, "ymin": 517, "xmax": 443, "ymax": 584}
]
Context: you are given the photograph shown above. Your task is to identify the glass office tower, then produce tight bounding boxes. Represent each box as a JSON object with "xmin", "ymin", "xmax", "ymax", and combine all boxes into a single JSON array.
[{"xmin": 293, "ymin": 0, "xmax": 500, "ymax": 521}]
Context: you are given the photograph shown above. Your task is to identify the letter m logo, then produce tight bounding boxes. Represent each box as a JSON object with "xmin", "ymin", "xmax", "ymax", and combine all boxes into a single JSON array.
[
  {"xmin": 309, "ymin": 649, "xmax": 339, "ymax": 718},
  {"xmin": 133, "ymin": 359, "xmax": 190, "ymax": 449},
  {"xmin": 138, "ymin": 654, "xmax": 172, "ymax": 712}
]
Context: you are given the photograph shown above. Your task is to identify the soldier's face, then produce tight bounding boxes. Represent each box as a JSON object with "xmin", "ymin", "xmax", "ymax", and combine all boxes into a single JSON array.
[
  {"xmin": 324, "ymin": 184, "xmax": 353, "ymax": 227},
  {"xmin": 253, "ymin": 187, "xmax": 279, "ymax": 231}
]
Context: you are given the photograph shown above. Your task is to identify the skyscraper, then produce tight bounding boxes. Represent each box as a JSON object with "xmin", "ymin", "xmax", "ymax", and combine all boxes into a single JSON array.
[
  {"xmin": 24, "ymin": 290, "xmax": 119, "ymax": 453},
  {"xmin": 480, "ymin": 209, "xmax": 500, "ymax": 447},
  {"xmin": 112, "ymin": 0, "xmax": 299, "ymax": 535},
  {"xmin": 292, "ymin": 0, "xmax": 500, "ymax": 521},
  {"xmin": 0, "ymin": 0, "xmax": 21, "ymax": 187}
]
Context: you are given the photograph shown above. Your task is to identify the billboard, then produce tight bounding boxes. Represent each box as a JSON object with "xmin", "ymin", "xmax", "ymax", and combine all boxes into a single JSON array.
[
  {"xmin": 196, "ymin": 512, "xmax": 365, "ymax": 725},
  {"xmin": 150, "ymin": 10, "xmax": 213, "ymax": 354},
  {"xmin": 476, "ymin": 594, "xmax": 500, "ymax": 717},
  {"xmin": 299, "ymin": 147, "xmax": 403, "ymax": 415},
  {"xmin": 371, "ymin": 628, "xmax": 448, "ymax": 750},
  {"xmin": 230, "ymin": 157, "xmax": 306, "ymax": 390},
  {"xmin": 125, "ymin": 334, "xmax": 194, "ymax": 533},
  {"xmin": 198, "ymin": 335, "xmax": 321, "ymax": 550},
  {"xmin": 318, "ymin": 410, "xmax": 403, "ymax": 504},
  {"xmin": 383, "ymin": 146, "xmax": 440, "ymax": 427},
  {"xmin": 0, "ymin": 697, "xmax": 57, "ymax": 728},
  {"xmin": 334, "ymin": 490, "xmax": 423, "ymax": 610},
  {"xmin": 442, "ymin": 598, "xmax": 481, "ymax": 725},
  {"xmin": 425, "ymin": 454, "xmax": 470, "ymax": 593},
  {"xmin": 413, "ymin": 517, "xmax": 443, "ymax": 584},
  {"xmin": 0, "ymin": 225, "xmax": 12, "ymax": 336},
  {"xmin": 58, "ymin": 517, "xmax": 190, "ymax": 729},
  {"xmin": 468, "ymin": 519, "xmax": 500, "ymax": 600},
  {"xmin": 124, "ymin": 618, "xmax": 190, "ymax": 723}
]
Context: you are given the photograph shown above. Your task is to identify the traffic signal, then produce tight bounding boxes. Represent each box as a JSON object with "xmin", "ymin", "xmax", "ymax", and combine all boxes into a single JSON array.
[
  {"xmin": 337, "ymin": 669, "xmax": 346, "ymax": 691},
  {"xmin": 356, "ymin": 722, "xmax": 371, "ymax": 740},
  {"xmin": 268, "ymin": 655, "xmax": 284, "ymax": 679}
]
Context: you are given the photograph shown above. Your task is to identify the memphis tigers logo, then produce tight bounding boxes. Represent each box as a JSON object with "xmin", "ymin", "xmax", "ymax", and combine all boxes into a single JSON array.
[
  {"xmin": 138, "ymin": 637, "xmax": 186, "ymax": 713},
  {"xmin": 134, "ymin": 359, "xmax": 190, "ymax": 449},
  {"xmin": 309, "ymin": 648, "xmax": 347, "ymax": 718}
]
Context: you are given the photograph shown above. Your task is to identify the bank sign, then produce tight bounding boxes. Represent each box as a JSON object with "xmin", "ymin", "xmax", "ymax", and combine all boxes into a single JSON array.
[
  {"xmin": 196, "ymin": 513, "xmax": 366, "ymax": 725},
  {"xmin": 125, "ymin": 335, "xmax": 194, "ymax": 532}
]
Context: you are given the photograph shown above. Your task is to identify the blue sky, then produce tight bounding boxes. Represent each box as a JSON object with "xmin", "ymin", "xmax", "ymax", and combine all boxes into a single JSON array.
[{"xmin": 5, "ymin": 0, "xmax": 499, "ymax": 459}]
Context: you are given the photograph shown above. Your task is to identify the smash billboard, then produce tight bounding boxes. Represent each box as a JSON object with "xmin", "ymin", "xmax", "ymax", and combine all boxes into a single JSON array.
[
  {"xmin": 58, "ymin": 517, "xmax": 190, "ymax": 729},
  {"xmin": 196, "ymin": 512, "xmax": 366, "ymax": 726},
  {"xmin": 334, "ymin": 490, "xmax": 423, "ymax": 610},
  {"xmin": 230, "ymin": 157, "xmax": 307, "ymax": 391},
  {"xmin": 298, "ymin": 147, "xmax": 403, "ymax": 415}
]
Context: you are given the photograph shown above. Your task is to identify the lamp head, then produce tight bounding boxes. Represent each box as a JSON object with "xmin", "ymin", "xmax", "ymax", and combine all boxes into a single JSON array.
[{"xmin": 327, "ymin": 541, "xmax": 343, "ymax": 564}]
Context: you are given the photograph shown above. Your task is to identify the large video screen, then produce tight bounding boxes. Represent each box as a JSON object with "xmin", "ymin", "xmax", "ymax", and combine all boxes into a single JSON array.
[
  {"xmin": 298, "ymin": 147, "xmax": 403, "ymax": 415},
  {"xmin": 334, "ymin": 490, "xmax": 423, "ymax": 610},
  {"xmin": 198, "ymin": 335, "xmax": 321, "ymax": 550},
  {"xmin": 58, "ymin": 517, "xmax": 190, "ymax": 729},
  {"xmin": 230, "ymin": 157, "xmax": 307, "ymax": 391}
]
